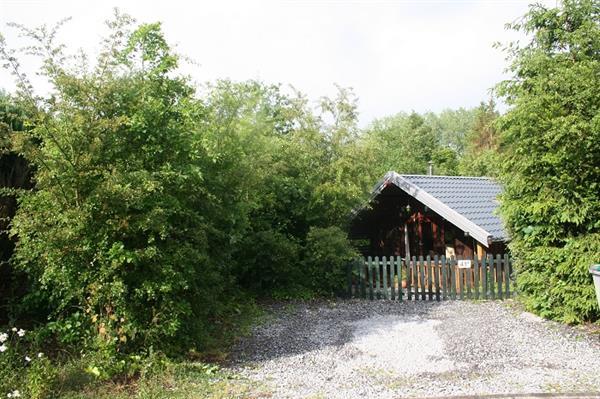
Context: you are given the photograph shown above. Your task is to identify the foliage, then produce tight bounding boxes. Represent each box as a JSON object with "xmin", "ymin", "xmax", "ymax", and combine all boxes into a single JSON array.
[
  {"xmin": 0, "ymin": 92, "xmax": 34, "ymax": 324},
  {"xmin": 2, "ymin": 3, "xmax": 597, "ymax": 397},
  {"xmin": 0, "ymin": 327, "xmax": 56, "ymax": 399},
  {"xmin": 53, "ymin": 360, "xmax": 265, "ymax": 399},
  {"xmin": 363, "ymin": 112, "xmax": 453, "ymax": 175},
  {"xmin": 0, "ymin": 13, "xmax": 376, "ymax": 382},
  {"xmin": 199, "ymin": 80, "xmax": 370, "ymax": 296},
  {"xmin": 303, "ymin": 226, "xmax": 358, "ymax": 295},
  {"xmin": 236, "ymin": 229, "xmax": 302, "ymax": 294},
  {"xmin": 362, "ymin": 106, "xmax": 500, "ymax": 177},
  {"xmin": 424, "ymin": 107, "xmax": 476, "ymax": 156},
  {"xmin": 513, "ymin": 234, "xmax": 600, "ymax": 323},
  {"xmin": 458, "ymin": 100, "xmax": 500, "ymax": 176},
  {"xmin": 496, "ymin": 0, "xmax": 600, "ymax": 322},
  {"xmin": 3, "ymin": 15, "xmax": 240, "ymax": 366}
]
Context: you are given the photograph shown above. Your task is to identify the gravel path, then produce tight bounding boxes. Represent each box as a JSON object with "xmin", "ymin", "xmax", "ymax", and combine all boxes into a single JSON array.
[{"xmin": 227, "ymin": 300, "xmax": 600, "ymax": 398}]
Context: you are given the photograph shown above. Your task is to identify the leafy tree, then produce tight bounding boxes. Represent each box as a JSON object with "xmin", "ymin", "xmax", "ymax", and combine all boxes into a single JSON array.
[
  {"xmin": 201, "ymin": 81, "xmax": 368, "ymax": 295},
  {"xmin": 458, "ymin": 100, "xmax": 500, "ymax": 176},
  {"xmin": 309, "ymin": 86, "xmax": 374, "ymax": 227},
  {"xmin": 362, "ymin": 111, "xmax": 458, "ymax": 176},
  {"xmin": 424, "ymin": 107, "xmax": 476, "ymax": 156},
  {"xmin": 2, "ymin": 15, "xmax": 248, "ymax": 369},
  {"xmin": 200, "ymin": 80, "xmax": 309, "ymax": 294},
  {"xmin": 496, "ymin": 0, "xmax": 600, "ymax": 323}
]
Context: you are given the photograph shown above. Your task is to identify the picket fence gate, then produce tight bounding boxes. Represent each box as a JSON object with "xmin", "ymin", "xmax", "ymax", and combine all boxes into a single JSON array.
[{"xmin": 346, "ymin": 254, "xmax": 513, "ymax": 301}]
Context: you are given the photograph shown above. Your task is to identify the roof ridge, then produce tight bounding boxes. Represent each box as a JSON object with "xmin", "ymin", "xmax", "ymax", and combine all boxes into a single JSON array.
[{"xmin": 399, "ymin": 173, "xmax": 495, "ymax": 180}]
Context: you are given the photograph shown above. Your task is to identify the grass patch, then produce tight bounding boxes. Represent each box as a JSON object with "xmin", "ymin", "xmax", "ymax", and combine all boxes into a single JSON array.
[
  {"xmin": 55, "ymin": 361, "xmax": 270, "ymax": 399},
  {"xmin": 2, "ymin": 299, "xmax": 266, "ymax": 398}
]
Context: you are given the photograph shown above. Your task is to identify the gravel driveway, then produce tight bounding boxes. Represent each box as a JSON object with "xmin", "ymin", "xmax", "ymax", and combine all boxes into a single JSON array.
[{"xmin": 228, "ymin": 300, "xmax": 600, "ymax": 398}]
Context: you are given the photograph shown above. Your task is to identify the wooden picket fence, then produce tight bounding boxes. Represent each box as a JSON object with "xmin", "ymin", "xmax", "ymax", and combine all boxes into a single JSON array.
[{"xmin": 346, "ymin": 254, "xmax": 513, "ymax": 301}]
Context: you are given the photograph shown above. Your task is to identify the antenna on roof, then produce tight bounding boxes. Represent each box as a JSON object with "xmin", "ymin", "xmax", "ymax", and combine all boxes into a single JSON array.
[{"xmin": 428, "ymin": 161, "xmax": 434, "ymax": 176}]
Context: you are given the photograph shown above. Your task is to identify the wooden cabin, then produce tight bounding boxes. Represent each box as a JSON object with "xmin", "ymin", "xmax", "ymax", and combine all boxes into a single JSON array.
[{"xmin": 350, "ymin": 172, "xmax": 507, "ymax": 259}]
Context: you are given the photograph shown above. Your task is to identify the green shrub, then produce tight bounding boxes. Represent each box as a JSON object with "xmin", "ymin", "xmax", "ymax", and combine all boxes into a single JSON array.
[
  {"xmin": 514, "ymin": 234, "xmax": 600, "ymax": 324},
  {"xmin": 5, "ymin": 17, "xmax": 238, "ymax": 366},
  {"xmin": 303, "ymin": 226, "xmax": 358, "ymax": 295},
  {"xmin": 236, "ymin": 229, "xmax": 301, "ymax": 295},
  {"xmin": 1, "ymin": 11, "xmax": 373, "ymax": 389},
  {"xmin": 496, "ymin": 0, "xmax": 600, "ymax": 323}
]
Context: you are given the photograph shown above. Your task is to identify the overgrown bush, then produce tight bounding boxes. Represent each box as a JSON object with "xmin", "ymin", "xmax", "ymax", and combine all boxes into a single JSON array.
[
  {"xmin": 496, "ymin": 0, "xmax": 600, "ymax": 323},
  {"xmin": 513, "ymin": 234, "xmax": 600, "ymax": 323},
  {"xmin": 236, "ymin": 229, "xmax": 301, "ymax": 295},
  {"xmin": 0, "ymin": 12, "xmax": 375, "ymax": 383},
  {"xmin": 3, "ymin": 16, "xmax": 240, "ymax": 368},
  {"xmin": 303, "ymin": 226, "xmax": 358, "ymax": 295}
]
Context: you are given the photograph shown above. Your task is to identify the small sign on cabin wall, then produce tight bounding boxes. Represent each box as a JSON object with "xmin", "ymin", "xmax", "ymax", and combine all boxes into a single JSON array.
[{"xmin": 457, "ymin": 260, "xmax": 472, "ymax": 269}]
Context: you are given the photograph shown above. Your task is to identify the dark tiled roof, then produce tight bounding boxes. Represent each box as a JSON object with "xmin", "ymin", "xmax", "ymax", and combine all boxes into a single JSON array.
[
  {"xmin": 371, "ymin": 172, "xmax": 507, "ymax": 245},
  {"xmin": 400, "ymin": 175, "xmax": 506, "ymax": 241}
]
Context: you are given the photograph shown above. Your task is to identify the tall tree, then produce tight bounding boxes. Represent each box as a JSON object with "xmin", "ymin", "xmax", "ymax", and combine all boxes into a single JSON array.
[
  {"xmin": 424, "ymin": 107, "xmax": 475, "ymax": 156},
  {"xmin": 496, "ymin": 0, "xmax": 600, "ymax": 322},
  {"xmin": 363, "ymin": 111, "xmax": 458, "ymax": 176},
  {"xmin": 458, "ymin": 100, "xmax": 500, "ymax": 176}
]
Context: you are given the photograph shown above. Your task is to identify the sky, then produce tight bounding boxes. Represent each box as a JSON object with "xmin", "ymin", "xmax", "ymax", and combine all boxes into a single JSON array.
[{"xmin": 0, "ymin": 0, "xmax": 555, "ymax": 126}]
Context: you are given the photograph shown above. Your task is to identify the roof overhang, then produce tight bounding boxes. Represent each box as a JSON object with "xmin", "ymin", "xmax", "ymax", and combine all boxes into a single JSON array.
[{"xmin": 371, "ymin": 171, "xmax": 494, "ymax": 248}]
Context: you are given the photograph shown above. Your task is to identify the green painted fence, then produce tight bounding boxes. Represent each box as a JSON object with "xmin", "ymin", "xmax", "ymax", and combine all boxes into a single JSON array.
[{"xmin": 346, "ymin": 254, "xmax": 513, "ymax": 301}]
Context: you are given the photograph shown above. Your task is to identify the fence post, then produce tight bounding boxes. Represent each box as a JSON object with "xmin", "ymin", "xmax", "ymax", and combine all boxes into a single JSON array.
[
  {"xmin": 382, "ymin": 256, "xmax": 388, "ymax": 300},
  {"xmin": 496, "ymin": 254, "xmax": 503, "ymax": 299},
  {"xmin": 482, "ymin": 255, "xmax": 488, "ymax": 299},
  {"xmin": 359, "ymin": 259, "xmax": 365, "ymax": 299},
  {"xmin": 434, "ymin": 255, "xmax": 440, "ymax": 301},
  {"xmin": 367, "ymin": 256, "xmax": 374, "ymax": 300},
  {"xmin": 408, "ymin": 256, "xmax": 415, "ymax": 300},
  {"xmin": 466, "ymin": 258, "xmax": 472, "ymax": 299},
  {"xmin": 375, "ymin": 256, "xmax": 381, "ymax": 299},
  {"xmin": 504, "ymin": 254, "xmax": 510, "ymax": 298},
  {"xmin": 462, "ymin": 267, "xmax": 466, "ymax": 300},
  {"xmin": 389, "ymin": 256, "xmax": 396, "ymax": 301},
  {"xmin": 397, "ymin": 257, "xmax": 404, "ymax": 301},
  {"xmin": 474, "ymin": 256, "xmax": 479, "ymax": 300},
  {"xmin": 441, "ymin": 256, "xmax": 447, "ymax": 300},
  {"xmin": 449, "ymin": 256, "xmax": 456, "ymax": 300},
  {"xmin": 426, "ymin": 255, "xmax": 432, "ymax": 300},
  {"xmin": 418, "ymin": 256, "xmax": 425, "ymax": 300},
  {"xmin": 488, "ymin": 255, "xmax": 494, "ymax": 299}
]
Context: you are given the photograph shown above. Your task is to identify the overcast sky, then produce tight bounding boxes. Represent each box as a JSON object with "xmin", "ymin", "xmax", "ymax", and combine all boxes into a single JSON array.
[{"xmin": 0, "ymin": 0, "xmax": 555, "ymax": 125}]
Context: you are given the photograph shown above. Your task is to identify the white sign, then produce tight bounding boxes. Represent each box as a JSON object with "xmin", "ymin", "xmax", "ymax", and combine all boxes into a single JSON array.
[{"xmin": 457, "ymin": 260, "xmax": 472, "ymax": 269}]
